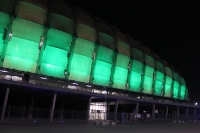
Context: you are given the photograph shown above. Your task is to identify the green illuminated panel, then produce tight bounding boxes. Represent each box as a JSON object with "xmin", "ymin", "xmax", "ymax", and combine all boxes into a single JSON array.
[
  {"xmin": 3, "ymin": 55, "xmax": 37, "ymax": 72},
  {"xmin": 46, "ymin": 28, "xmax": 72, "ymax": 50},
  {"xmin": 40, "ymin": 46, "xmax": 68, "ymax": 78},
  {"xmin": 96, "ymin": 46, "xmax": 114, "ymax": 63},
  {"xmin": 93, "ymin": 60, "xmax": 112, "ymax": 86},
  {"xmin": 12, "ymin": 18, "xmax": 44, "ymax": 43},
  {"xmin": 154, "ymin": 71, "xmax": 164, "ymax": 96},
  {"xmin": 73, "ymin": 38, "xmax": 95, "ymax": 58},
  {"xmin": 0, "ymin": 34, "xmax": 4, "ymax": 55},
  {"xmin": 69, "ymin": 54, "xmax": 92, "ymax": 83},
  {"xmin": 3, "ymin": 37, "xmax": 39, "ymax": 72},
  {"xmin": 5, "ymin": 37, "xmax": 39, "ymax": 60},
  {"xmin": 113, "ymin": 66, "xmax": 128, "ymax": 89},
  {"xmin": 40, "ymin": 64, "xmax": 65, "ymax": 78},
  {"xmin": 129, "ymin": 60, "xmax": 143, "ymax": 92},
  {"xmin": 173, "ymin": 81, "xmax": 179, "ymax": 99},
  {"xmin": 0, "ymin": 12, "xmax": 9, "ymax": 55},
  {"xmin": 180, "ymin": 85, "xmax": 186, "ymax": 100},
  {"xmin": 113, "ymin": 54, "xmax": 129, "ymax": 89},
  {"xmin": 93, "ymin": 46, "xmax": 114, "ymax": 86},
  {"xmin": 0, "ymin": 12, "xmax": 9, "ymax": 33},
  {"xmin": 143, "ymin": 66, "xmax": 154, "ymax": 94},
  {"xmin": 164, "ymin": 76, "xmax": 172, "ymax": 97},
  {"xmin": 69, "ymin": 38, "xmax": 95, "ymax": 82},
  {"xmin": 115, "ymin": 53, "xmax": 129, "ymax": 68}
]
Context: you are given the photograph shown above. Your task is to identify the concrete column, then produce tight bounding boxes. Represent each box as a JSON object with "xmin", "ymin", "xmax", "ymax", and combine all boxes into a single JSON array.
[
  {"xmin": 50, "ymin": 93, "xmax": 57, "ymax": 122},
  {"xmin": 114, "ymin": 100, "xmax": 119, "ymax": 122},
  {"xmin": 86, "ymin": 97, "xmax": 92, "ymax": 123},
  {"xmin": 136, "ymin": 103, "xmax": 139, "ymax": 115},
  {"xmin": 28, "ymin": 97, "xmax": 34, "ymax": 118},
  {"xmin": 186, "ymin": 107, "xmax": 188, "ymax": 120},
  {"xmin": 176, "ymin": 106, "xmax": 179, "ymax": 121},
  {"xmin": 194, "ymin": 108, "xmax": 196, "ymax": 121},
  {"xmin": 165, "ymin": 106, "xmax": 168, "ymax": 121},
  {"xmin": 1, "ymin": 87, "xmax": 10, "ymax": 121},
  {"xmin": 152, "ymin": 104, "xmax": 155, "ymax": 121},
  {"xmin": 60, "ymin": 101, "xmax": 65, "ymax": 120}
]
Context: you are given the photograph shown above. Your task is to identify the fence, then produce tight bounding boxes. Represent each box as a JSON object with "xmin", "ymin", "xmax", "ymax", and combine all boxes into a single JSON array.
[{"xmin": 0, "ymin": 105, "xmax": 199, "ymax": 123}]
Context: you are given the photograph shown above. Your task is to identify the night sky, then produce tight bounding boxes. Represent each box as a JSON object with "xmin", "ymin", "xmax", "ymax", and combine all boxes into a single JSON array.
[{"xmin": 66, "ymin": 0, "xmax": 200, "ymax": 102}]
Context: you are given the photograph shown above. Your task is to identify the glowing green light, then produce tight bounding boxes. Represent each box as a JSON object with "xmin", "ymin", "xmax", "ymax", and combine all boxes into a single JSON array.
[
  {"xmin": 129, "ymin": 60, "xmax": 143, "ymax": 92},
  {"xmin": 154, "ymin": 71, "xmax": 164, "ymax": 96}
]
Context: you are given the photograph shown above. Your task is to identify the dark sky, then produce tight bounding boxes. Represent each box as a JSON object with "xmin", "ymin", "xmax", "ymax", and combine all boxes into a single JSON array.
[{"xmin": 66, "ymin": 0, "xmax": 200, "ymax": 102}]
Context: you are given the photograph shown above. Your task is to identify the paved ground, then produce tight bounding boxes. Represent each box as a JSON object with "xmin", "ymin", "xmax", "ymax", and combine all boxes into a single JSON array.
[{"xmin": 0, "ymin": 121, "xmax": 200, "ymax": 133}]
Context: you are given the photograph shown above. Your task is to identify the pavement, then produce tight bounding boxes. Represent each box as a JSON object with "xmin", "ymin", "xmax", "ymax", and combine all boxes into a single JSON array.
[{"xmin": 0, "ymin": 121, "xmax": 200, "ymax": 133}]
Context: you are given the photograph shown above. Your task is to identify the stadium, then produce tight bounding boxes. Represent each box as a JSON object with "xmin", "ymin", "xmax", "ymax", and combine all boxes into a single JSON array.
[{"xmin": 0, "ymin": 0, "xmax": 198, "ymax": 123}]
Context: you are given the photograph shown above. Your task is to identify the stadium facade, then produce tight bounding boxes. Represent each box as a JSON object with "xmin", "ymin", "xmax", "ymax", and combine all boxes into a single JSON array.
[{"xmin": 0, "ymin": 0, "xmax": 198, "ymax": 123}]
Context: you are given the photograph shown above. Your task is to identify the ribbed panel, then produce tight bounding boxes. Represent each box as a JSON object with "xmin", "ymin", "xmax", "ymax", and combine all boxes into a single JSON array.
[
  {"xmin": 48, "ymin": 13, "xmax": 74, "ymax": 34},
  {"xmin": 165, "ymin": 67, "xmax": 172, "ymax": 78},
  {"xmin": 98, "ymin": 33, "xmax": 115, "ymax": 50},
  {"xmin": 76, "ymin": 24, "xmax": 96, "ymax": 42},
  {"xmin": 145, "ymin": 55, "xmax": 155, "ymax": 68},
  {"xmin": 15, "ymin": 1, "xmax": 47, "ymax": 24},
  {"xmin": 117, "ymin": 41, "xmax": 130, "ymax": 57},
  {"xmin": 155, "ymin": 61, "xmax": 164, "ymax": 72},
  {"xmin": 12, "ymin": 18, "xmax": 43, "ymax": 43},
  {"xmin": 49, "ymin": 2, "xmax": 74, "ymax": 20},
  {"xmin": 132, "ymin": 48, "xmax": 144, "ymax": 62}
]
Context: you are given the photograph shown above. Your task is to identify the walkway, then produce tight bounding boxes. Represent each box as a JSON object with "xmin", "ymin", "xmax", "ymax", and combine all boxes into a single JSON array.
[{"xmin": 0, "ymin": 121, "xmax": 199, "ymax": 133}]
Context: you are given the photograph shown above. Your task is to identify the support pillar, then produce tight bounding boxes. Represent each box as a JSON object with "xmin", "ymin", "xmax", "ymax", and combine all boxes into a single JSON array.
[
  {"xmin": 28, "ymin": 97, "xmax": 34, "ymax": 118},
  {"xmin": 114, "ymin": 100, "xmax": 119, "ymax": 122},
  {"xmin": 176, "ymin": 106, "xmax": 179, "ymax": 122},
  {"xmin": 50, "ymin": 93, "xmax": 57, "ymax": 122},
  {"xmin": 194, "ymin": 108, "xmax": 196, "ymax": 121},
  {"xmin": 186, "ymin": 107, "xmax": 188, "ymax": 121},
  {"xmin": 86, "ymin": 97, "xmax": 92, "ymax": 123},
  {"xmin": 165, "ymin": 106, "xmax": 168, "ymax": 121},
  {"xmin": 60, "ymin": 101, "xmax": 65, "ymax": 120},
  {"xmin": 152, "ymin": 104, "xmax": 155, "ymax": 121},
  {"xmin": 135, "ymin": 103, "xmax": 139, "ymax": 115},
  {"xmin": 87, "ymin": 97, "xmax": 92, "ymax": 123},
  {"xmin": 1, "ymin": 87, "xmax": 10, "ymax": 121}
]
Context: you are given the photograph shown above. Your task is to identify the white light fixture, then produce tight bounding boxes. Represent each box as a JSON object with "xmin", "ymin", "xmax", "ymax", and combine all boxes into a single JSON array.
[
  {"xmin": 137, "ymin": 96, "xmax": 140, "ymax": 99},
  {"xmin": 86, "ymin": 85, "xmax": 92, "ymax": 87},
  {"xmin": 0, "ymin": 70, "xmax": 8, "ymax": 73},
  {"xmin": 40, "ymin": 77, "xmax": 47, "ymax": 79},
  {"xmin": 72, "ymin": 82, "xmax": 78, "ymax": 85},
  {"xmin": 102, "ymin": 91, "xmax": 107, "ymax": 94},
  {"xmin": 195, "ymin": 102, "xmax": 198, "ymax": 105}
]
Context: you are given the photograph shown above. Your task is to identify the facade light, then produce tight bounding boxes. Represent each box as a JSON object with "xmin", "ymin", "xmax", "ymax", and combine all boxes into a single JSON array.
[
  {"xmin": 72, "ymin": 82, "xmax": 78, "ymax": 85},
  {"xmin": 102, "ymin": 91, "xmax": 107, "ymax": 94},
  {"xmin": 40, "ymin": 77, "xmax": 47, "ymax": 79},
  {"xmin": 8, "ymin": 30, "xmax": 12, "ymax": 41},
  {"xmin": 195, "ymin": 102, "xmax": 198, "ymax": 105},
  {"xmin": 0, "ymin": 70, "xmax": 8, "ymax": 73},
  {"xmin": 86, "ymin": 85, "xmax": 92, "ymax": 87}
]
